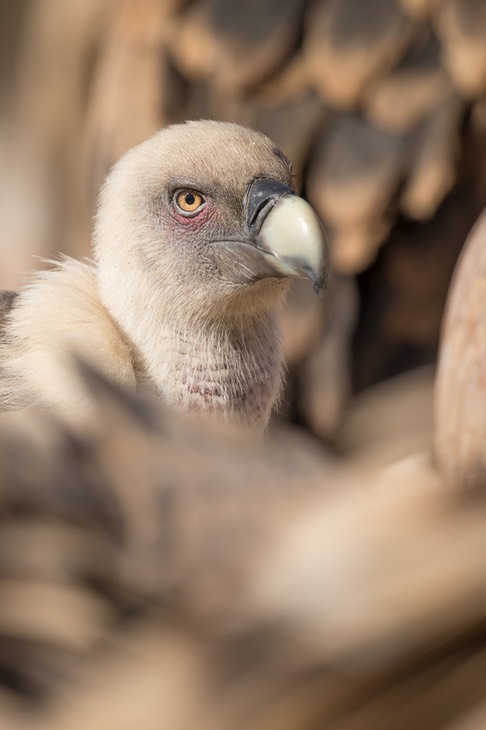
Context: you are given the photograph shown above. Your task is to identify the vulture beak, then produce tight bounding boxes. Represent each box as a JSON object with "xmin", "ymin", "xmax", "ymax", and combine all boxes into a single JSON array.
[{"xmin": 246, "ymin": 178, "xmax": 330, "ymax": 295}]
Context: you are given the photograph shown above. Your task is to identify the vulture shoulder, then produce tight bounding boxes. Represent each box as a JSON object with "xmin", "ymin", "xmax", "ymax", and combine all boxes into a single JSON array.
[{"xmin": 0, "ymin": 258, "xmax": 135, "ymax": 421}]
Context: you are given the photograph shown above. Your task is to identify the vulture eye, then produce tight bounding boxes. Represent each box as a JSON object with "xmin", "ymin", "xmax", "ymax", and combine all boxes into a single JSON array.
[{"xmin": 174, "ymin": 189, "xmax": 206, "ymax": 216}]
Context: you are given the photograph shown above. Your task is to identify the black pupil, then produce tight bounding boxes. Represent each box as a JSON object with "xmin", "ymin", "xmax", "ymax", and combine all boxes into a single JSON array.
[{"xmin": 185, "ymin": 193, "xmax": 196, "ymax": 206}]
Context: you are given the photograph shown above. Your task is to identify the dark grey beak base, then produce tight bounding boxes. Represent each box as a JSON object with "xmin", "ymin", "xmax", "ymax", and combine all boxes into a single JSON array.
[
  {"xmin": 245, "ymin": 177, "xmax": 330, "ymax": 296},
  {"xmin": 246, "ymin": 178, "xmax": 296, "ymax": 236}
]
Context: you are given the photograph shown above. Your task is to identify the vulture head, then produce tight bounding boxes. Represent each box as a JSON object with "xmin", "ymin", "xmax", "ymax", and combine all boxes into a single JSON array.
[{"xmin": 92, "ymin": 121, "xmax": 329, "ymax": 429}]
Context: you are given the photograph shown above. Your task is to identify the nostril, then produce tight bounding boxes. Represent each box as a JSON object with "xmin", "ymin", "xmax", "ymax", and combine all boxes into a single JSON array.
[
  {"xmin": 249, "ymin": 197, "xmax": 276, "ymax": 232},
  {"xmin": 246, "ymin": 178, "xmax": 295, "ymax": 235}
]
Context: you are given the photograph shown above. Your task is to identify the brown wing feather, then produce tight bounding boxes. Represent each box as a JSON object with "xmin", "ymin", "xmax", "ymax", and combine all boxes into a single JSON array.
[{"xmin": 0, "ymin": 291, "xmax": 18, "ymax": 337}]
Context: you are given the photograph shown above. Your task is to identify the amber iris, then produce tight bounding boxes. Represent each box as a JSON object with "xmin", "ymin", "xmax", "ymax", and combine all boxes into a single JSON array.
[{"xmin": 175, "ymin": 190, "xmax": 204, "ymax": 214}]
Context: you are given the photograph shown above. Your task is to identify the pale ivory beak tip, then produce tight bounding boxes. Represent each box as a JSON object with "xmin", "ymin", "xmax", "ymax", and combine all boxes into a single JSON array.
[{"xmin": 258, "ymin": 195, "xmax": 330, "ymax": 295}]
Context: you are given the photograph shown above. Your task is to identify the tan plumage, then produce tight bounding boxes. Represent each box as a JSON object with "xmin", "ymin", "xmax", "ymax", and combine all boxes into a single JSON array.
[
  {"xmin": 0, "ymin": 121, "xmax": 328, "ymax": 430},
  {"xmin": 435, "ymin": 207, "xmax": 486, "ymax": 490},
  {"xmin": 0, "ymin": 259, "xmax": 136, "ymax": 422}
]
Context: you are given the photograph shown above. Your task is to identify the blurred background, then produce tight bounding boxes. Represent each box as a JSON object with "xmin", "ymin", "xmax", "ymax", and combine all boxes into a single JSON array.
[{"xmin": 1, "ymin": 0, "xmax": 486, "ymax": 445}]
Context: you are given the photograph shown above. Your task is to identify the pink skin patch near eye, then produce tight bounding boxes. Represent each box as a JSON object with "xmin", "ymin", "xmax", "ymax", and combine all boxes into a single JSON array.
[{"xmin": 172, "ymin": 200, "xmax": 214, "ymax": 229}]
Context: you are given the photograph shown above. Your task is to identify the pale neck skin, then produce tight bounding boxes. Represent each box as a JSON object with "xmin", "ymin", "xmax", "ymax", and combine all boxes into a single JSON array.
[
  {"xmin": 138, "ymin": 313, "xmax": 284, "ymax": 430},
  {"xmin": 99, "ymin": 266, "xmax": 289, "ymax": 432}
]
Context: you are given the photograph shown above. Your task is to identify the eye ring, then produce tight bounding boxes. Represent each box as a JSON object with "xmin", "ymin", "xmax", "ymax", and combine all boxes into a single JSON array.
[{"xmin": 174, "ymin": 189, "xmax": 206, "ymax": 216}]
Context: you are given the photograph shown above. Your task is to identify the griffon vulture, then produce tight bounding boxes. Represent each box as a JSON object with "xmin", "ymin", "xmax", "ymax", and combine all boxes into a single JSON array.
[{"xmin": 0, "ymin": 121, "xmax": 329, "ymax": 430}]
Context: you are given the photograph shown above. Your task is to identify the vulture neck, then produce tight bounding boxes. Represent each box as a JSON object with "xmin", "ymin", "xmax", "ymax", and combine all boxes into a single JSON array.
[
  {"xmin": 110, "ymin": 283, "xmax": 287, "ymax": 431},
  {"xmin": 148, "ymin": 314, "xmax": 283, "ymax": 430}
]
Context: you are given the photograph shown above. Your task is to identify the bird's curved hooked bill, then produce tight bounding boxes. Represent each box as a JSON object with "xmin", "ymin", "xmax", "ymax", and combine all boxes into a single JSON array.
[{"xmin": 246, "ymin": 177, "xmax": 330, "ymax": 296}]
